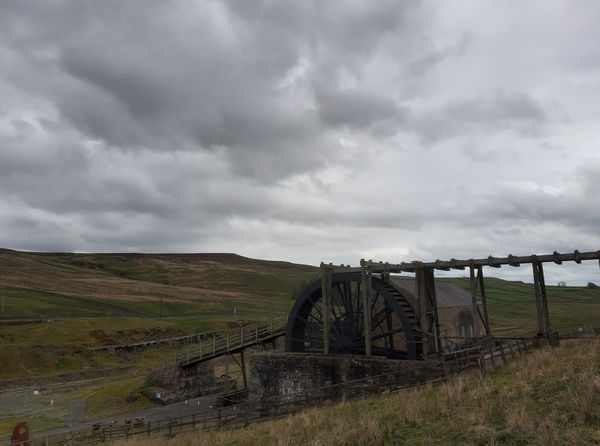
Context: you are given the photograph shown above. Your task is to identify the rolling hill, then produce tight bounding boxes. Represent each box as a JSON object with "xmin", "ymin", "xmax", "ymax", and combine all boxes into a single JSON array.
[{"xmin": 0, "ymin": 248, "xmax": 318, "ymax": 318}]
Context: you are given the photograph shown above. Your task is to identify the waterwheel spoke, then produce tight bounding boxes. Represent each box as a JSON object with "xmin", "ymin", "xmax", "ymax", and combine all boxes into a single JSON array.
[
  {"xmin": 370, "ymin": 327, "xmax": 405, "ymax": 342},
  {"xmin": 287, "ymin": 272, "xmax": 420, "ymax": 359}
]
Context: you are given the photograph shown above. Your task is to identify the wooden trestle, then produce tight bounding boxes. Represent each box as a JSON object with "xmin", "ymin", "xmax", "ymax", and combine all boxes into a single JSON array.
[{"xmin": 320, "ymin": 250, "xmax": 600, "ymax": 358}]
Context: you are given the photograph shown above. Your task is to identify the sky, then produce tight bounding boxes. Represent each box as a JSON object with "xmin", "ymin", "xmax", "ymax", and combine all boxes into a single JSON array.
[{"xmin": 1, "ymin": 1, "xmax": 600, "ymax": 284}]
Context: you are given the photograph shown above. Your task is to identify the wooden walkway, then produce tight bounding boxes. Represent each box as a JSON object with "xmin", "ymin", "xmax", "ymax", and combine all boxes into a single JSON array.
[{"xmin": 177, "ymin": 317, "xmax": 287, "ymax": 367}]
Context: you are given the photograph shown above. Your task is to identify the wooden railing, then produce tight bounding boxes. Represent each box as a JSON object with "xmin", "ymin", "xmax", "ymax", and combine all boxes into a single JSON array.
[{"xmin": 176, "ymin": 317, "xmax": 287, "ymax": 367}]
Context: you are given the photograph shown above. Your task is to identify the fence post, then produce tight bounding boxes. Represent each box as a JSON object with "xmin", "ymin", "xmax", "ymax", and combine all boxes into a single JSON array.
[
  {"xmin": 499, "ymin": 344, "xmax": 506, "ymax": 363},
  {"xmin": 489, "ymin": 347, "xmax": 495, "ymax": 369},
  {"xmin": 241, "ymin": 326, "xmax": 244, "ymax": 345},
  {"xmin": 213, "ymin": 336, "xmax": 216, "ymax": 355},
  {"xmin": 479, "ymin": 350, "xmax": 486, "ymax": 375},
  {"xmin": 226, "ymin": 334, "xmax": 230, "ymax": 351},
  {"xmin": 200, "ymin": 341, "xmax": 203, "ymax": 360},
  {"xmin": 255, "ymin": 324, "xmax": 258, "ymax": 341}
]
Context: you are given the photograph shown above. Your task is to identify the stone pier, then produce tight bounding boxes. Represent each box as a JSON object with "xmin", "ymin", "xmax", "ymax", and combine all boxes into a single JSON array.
[{"xmin": 248, "ymin": 352, "xmax": 444, "ymax": 412}]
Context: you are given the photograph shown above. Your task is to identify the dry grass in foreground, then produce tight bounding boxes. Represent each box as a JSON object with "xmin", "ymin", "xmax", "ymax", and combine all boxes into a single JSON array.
[{"xmin": 112, "ymin": 337, "xmax": 600, "ymax": 446}]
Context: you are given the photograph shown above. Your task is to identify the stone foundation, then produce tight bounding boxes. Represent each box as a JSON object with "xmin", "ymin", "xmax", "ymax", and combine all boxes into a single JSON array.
[
  {"xmin": 248, "ymin": 352, "xmax": 444, "ymax": 412},
  {"xmin": 148, "ymin": 362, "xmax": 234, "ymax": 404}
]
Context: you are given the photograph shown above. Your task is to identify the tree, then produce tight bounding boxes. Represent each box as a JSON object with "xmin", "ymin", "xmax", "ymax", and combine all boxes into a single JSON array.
[
  {"xmin": 586, "ymin": 282, "xmax": 598, "ymax": 289},
  {"xmin": 557, "ymin": 281, "xmax": 567, "ymax": 287}
]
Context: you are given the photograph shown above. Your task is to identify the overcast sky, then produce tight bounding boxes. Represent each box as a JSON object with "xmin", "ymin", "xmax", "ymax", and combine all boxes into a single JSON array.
[{"xmin": 1, "ymin": 1, "xmax": 600, "ymax": 284}]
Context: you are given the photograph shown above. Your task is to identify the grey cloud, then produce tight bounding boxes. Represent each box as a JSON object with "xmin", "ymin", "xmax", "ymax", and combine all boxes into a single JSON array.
[
  {"xmin": 1, "ymin": 0, "xmax": 600, "ymax": 286},
  {"xmin": 314, "ymin": 83, "xmax": 407, "ymax": 135},
  {"xmin": 0, "ymin": 0, "xmax": 429, "ymax": 183},
  {"xmin": 413, "ymin": 90, "xmax": 549, "ymax": 143},
  {"xmin": 438, "ymin": 160, "xmax": 600, "ymax": 234},
  {"xmin": 407, "ymin": 33, "xmax": 470, "ymax": 77}
]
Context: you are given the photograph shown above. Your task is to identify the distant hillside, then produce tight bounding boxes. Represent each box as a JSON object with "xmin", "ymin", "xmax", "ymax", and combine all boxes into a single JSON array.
[
  {"xmin": 1, "ymin": 248, "xmax": 598, "ymax": 334},
  {"xmin": 0, "ymin": 249, "xmax": 318, "ymax": 318},
  {"xmin": 443, "ymin": 276, "xmax": 600, "ymax": 336}
]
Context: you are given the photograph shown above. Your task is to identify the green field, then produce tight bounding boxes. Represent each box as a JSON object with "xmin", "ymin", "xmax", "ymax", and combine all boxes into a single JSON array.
[
  {"xmin": 0, "ymin": 249, "xmax": 317, "ymax": 320},
  {"xmin": 445, "ymin": 277, "xmax": 600, "ymax": 336}
]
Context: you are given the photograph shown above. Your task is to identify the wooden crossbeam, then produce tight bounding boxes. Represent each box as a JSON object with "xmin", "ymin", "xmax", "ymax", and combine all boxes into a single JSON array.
[{"xmin": 320, "ymin": 250, "xmax": 600, "ymax": 274}]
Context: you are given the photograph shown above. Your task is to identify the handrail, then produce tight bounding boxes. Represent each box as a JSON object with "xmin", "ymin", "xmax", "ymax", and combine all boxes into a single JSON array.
[{"xmin": 177, "ymin": 317, "xmax": 287, "ymax": 366}]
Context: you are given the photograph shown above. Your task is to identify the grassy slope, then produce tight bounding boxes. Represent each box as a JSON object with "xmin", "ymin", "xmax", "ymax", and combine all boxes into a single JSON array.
[
  {"xmin": 114, "ymin": 337, "xmax": 600, "ymax": 446},
  {"xmin": 0, "ymin": 249, "xmax": 316, "ymax": 383},
  {"xmin": 0, "ymin": 249, "xmax": 317, "ymax": 318},
  {"xmin": 444, "ymin": 277, "xmax": 600, "ymax": 336}
]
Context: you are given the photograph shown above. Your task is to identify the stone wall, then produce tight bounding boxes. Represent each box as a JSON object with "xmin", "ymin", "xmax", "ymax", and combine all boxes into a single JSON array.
[
  {"xmin": 248, "ymin": 352, "xmax": 443, "ymax": 412},
  {"xmin": 148, "ymin": 362, "xmax": 233, "ymax": 404}
]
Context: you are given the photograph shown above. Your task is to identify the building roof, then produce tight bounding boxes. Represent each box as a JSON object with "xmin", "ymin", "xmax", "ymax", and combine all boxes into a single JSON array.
[{"xmin": 389, "ymin": 277, "xmax": 472, "ymax": 308}]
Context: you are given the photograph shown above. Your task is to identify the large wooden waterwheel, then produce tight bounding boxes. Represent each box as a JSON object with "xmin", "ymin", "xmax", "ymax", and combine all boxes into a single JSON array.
[{"xmin": 285, "ymin": 272, "xmax": 422, "ymax": 359}]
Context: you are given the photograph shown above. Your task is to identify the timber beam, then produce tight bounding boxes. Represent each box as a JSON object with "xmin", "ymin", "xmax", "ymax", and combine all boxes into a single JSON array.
[{"xmin": 322, "ymin": 250, "xmax": 600, "ymax": 274}]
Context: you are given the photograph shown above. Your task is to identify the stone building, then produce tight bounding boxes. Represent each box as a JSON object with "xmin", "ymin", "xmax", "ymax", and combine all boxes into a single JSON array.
[{"xmin": 390, "ymin": 277, "xmax": 485, "ymax": 349}]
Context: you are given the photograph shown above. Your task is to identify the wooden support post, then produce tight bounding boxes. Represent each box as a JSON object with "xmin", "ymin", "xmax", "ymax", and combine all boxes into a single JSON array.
[
  {"xmin": 361, "ymin": 259, "xmax": 372, "ymax": 356},
  {"xmin": 538, "ymin": 262, "xmax": 551, "ymax": 336},
  {"xmin": 532, "ymin": 261, "xmax": 551, "ymax": 336},
  {"xmin": 469, "ymin": 265, "xmax": 479, "ymax": 337},
  {"xmin": 321, "ymin": 264, "xmax": 333, "ymax": 355},
  {"xmin": 477, "ymin": 266, "xmax": 491, "ymax": 334},
  {"xmin": 240, "ymin": 350, "xmax": 248, "ymax": 390},
  {"xmin": 416, "ymin": 267, "xmax": 441, "ymax": 357}
]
